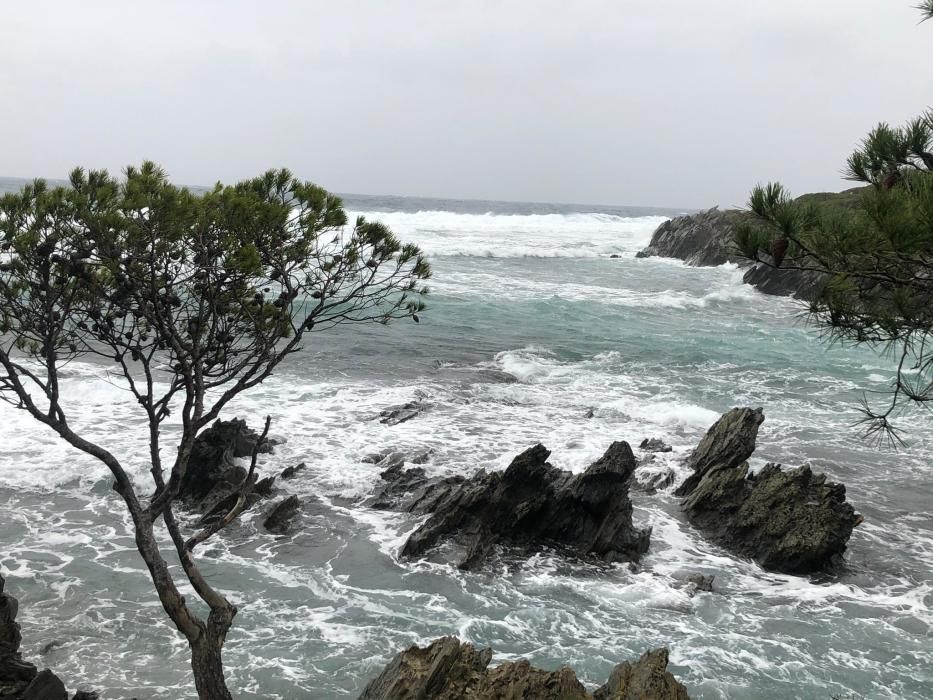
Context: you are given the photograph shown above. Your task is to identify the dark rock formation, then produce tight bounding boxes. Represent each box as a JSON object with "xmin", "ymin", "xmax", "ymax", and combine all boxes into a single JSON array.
[
  {"xmin": 378, "ymin": 401, "xmax": 425, "ymax": 426},
  {"xmin": 179, "ymin": 418, "xmax": 307, "ymax": 535},
  {"xmin": 675, "ymin": 408, "xmax": 764, "ymax": 497},
  {"xmin": 636, "ymin": 207, "xmax": 747, "ymax": 267},
  {"xmin": 19, "ymin": 670, "xmax": 67, "ymax": 700},
  {"xmin": 1, "ymin": 574, "xmax": 91, "ymax": 700},
  {"xmin": 593, "ymin": 648, "xmax": 691, "ymax": 700},
  {"xmin": 742, "ymin": 254, "xmax": 827, "ymax": 301},
  {"xmin": 678, "ymin": 408, "xmax": 862, "ymax": 574},
  {"xmin": 380, "ymin": 442, "xmax": 650, "ymax": 570},
  {"xmin": 263, "ymin": 495, "xmax": 301, "ymax": 534},
  {"xmin": 359, "ymin": 637, "xmax": 690, "ymax": 700},
  {"xmin": 683, "ymin": 461, "xmax": 862, "ymax": 575},
  {"xmin": 181, "ymin": 418, "xmax": 271, "ymax": 503},
  {"xmin": 636, "ymin": 206, "xmax": 828, "ymax": 300},
  {"xmin": 640, "ymin": 438, "xmax": 672, "ymax": 453},
  {"xmin": 279, "ymin": 462, "xmax": 306, "ymax": 480}
]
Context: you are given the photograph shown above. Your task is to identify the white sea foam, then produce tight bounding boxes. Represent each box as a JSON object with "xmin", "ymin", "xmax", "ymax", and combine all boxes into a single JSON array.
[{"xmin": 347, "ymin": 209, "xmax": 669, "ymax": 259}]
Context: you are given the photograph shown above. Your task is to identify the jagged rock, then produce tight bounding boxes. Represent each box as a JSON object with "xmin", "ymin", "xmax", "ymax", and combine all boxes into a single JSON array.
[
  {"xmin": 263, "ymin": 495, "xmax": 301, "ymax": 534},
  {"xmin": 683, "ymin": 461, "xmax": 862, "ymax": 574},
  {"xmin": 395, "ymin": 442, "xmax": 651, "ymax": 569},
  {"xmin": 280, "ymin": 462, "xmax": 306, "ymax": 480},
  {"xmin": 378, "ymin": 401, "xmax": 425, "ymax": 426},
  {"xmin": 640, "ymin": 438, "xmax": 672, "ymax": 453},
  {"xmin": 19, "ymin": 670, "xmax": 67, "ymax": 700},
  {"xmin": 71, "ymin": 692, "xmax": 100, "ymax": 700},
  {"xmin": 365, "ymin": 463, "xmax": 444, "ymax": 511},
  {"xmin": 181, "ymin": 418, "xmax": 272, "ymax": 502},
  {"xmin": 359, "ymin": 637, "xmax": 690, "ymax": 700},
  {"xmin": 675, "ymin": 408, "xmax": 764, "ymax": 497},
  {"xmin": 594, "ymin": 648, "xmax": 690, "ymax": 700}
]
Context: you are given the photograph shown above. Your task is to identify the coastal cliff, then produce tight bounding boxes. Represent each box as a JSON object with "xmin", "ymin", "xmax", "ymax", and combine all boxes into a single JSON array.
[{"xmin": 636, "ymin": 189, "xmax": 865, "ymax": 300}]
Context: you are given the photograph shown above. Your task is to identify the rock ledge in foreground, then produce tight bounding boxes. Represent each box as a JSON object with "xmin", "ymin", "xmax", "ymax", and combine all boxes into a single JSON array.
[{"xmin": 358, "ymin": 636, "xmax": 690, "ymax": 700}]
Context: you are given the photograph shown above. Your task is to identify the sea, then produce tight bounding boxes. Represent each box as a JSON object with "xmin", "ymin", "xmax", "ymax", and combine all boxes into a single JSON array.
[{"xmin": 0, "ymin": 181, "xmax": 931, "ymax": 699}]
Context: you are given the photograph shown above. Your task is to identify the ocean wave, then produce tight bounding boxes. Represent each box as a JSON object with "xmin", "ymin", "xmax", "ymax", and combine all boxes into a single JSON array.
[{"xmin": 347, "ymin": 209, "xmax": 669, "ymax": 259}]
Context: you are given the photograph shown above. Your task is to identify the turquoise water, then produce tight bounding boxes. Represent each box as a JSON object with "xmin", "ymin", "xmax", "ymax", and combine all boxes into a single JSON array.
[{"xmin": 0, "ymin": 192, "xmax": 931, "ymax": 699}]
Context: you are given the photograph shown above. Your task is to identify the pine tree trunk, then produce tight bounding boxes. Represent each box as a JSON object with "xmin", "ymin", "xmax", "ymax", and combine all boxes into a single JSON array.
[{"xmin": 191, "ymin": 635, "xmax": 233, "ymax": 700}]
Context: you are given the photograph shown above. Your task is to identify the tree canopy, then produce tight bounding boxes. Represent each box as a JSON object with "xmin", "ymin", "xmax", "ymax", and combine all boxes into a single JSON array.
[
  {"xmin": 735, "ymin": 111, "xmax": 933, "ymax": 443},
  {"xmin": 0, "ymin": 163, "xmax": 431, "ymax": 698}
]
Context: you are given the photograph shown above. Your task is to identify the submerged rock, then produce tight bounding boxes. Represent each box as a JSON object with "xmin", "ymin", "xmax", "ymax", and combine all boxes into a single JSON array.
[
  {"xmin": 675, "ymin": 407, "xmax": 764, "ymax": 497},
  {"xmin": 679, "ymin": 408, "xmax": 861, "ymax": 574},
  {"xmin": 359, "ymin": 637, "xmax": 690, "ymax": 700},
  {"xmin": 386, "ymin": 442, "xmax": 650, "ymax": 569}
]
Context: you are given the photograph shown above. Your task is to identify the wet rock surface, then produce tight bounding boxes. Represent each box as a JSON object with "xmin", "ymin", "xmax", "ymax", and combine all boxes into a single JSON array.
[
  {"xmin": 358, "ymin": 636, "xmax": 690, "ymax": 700},
  {"xmin": 636, "ymin": 207, "xmax": 826, "ymax": 300},
  {"xmin": 678, "ymin": 408, "xmax": 862, "ymax": 574},
  {"xmin": 370, "ymin": 442, "xmax": 651, "ymax": 570},
  {"xmin": 181, "ymin": 418, "xmax": 301, "ymax": 535},
  {"xmin": 675, "ymin": 407, "xmax": 764, "ymax": 497}
]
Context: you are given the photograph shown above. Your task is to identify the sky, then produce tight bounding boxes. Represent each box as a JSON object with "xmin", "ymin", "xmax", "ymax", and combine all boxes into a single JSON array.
[{"xmin": 2, "ymin": 1, "xmax": 932, "ymax": 210}]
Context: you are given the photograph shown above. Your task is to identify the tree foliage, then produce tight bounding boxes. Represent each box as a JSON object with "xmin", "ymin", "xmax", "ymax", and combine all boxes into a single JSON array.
[
  {"xmin": 735, "ymin": 112, "xmax": 933, "ymax": 444},
  {"xmin": 0, "ymin": 163, "xmax": 430, "ymax": 698}
]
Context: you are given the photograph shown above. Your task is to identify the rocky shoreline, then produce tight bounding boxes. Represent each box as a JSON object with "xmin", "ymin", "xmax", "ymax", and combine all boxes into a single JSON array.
[
  {"xmin": 3, "ymin": 406, "xmax": 863, "ymax": 698},
  {"xmin": 635, "ymin": 205, "xmax": 827, "ymax": 300}
]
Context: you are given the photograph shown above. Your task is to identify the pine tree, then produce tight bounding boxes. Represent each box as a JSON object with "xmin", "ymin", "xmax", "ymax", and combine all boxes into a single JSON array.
[{"xmin": 0, "ymin": 163, "xmax": 431, "ymax": 699}]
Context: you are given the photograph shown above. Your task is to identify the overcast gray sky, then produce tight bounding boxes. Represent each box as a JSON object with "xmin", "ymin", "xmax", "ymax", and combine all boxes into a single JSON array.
[{"xmin": 2, "ymin": 1, "xmax": 932, "ymax": 209}]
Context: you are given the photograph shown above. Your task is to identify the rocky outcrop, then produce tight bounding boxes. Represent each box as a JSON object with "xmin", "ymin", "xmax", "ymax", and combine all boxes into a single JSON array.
[
  {"xmin": 1, "ymin": 574, "xmax": 93, "ymax": 700},
  {"xmin": 683, "ymin": 461, "xmax": 862, "ymax": 574},
  {"xmin": 371, "ymin": 442, "xmax": 651, "ymax": 570},
  {"xmin": 636, "ymin": 207, "xmax": 748, "ymax": 267},
  {"xmin": 181, "ymin": 418, "xmax": 301, "ymax": 535},
  {"xmin": 675, "ymin": 408, "xmax": 764, "ymax": 497},
  {"xmin": 636, "ymin": 207, "xmax": 826, "ymax": 300},
  {"xmin": 678, "ymin": 408, "xmax": 862, "ymax": 574},
  {"xmin": 181, "ymin": 418, "xmax": 272, "ymax": 503},
  {"xmin": 359, "ymin": 637, "xmax": 690, "ymax": 700},
  {"xmin": 263, "ymin": 495, "xmax": 301, "ymax": 534}
]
